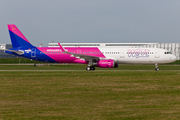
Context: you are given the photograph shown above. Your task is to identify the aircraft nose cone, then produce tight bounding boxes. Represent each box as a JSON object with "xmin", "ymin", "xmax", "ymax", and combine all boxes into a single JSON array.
[
  {"xmin": 171, "ymin": 55, "xmax": 177, "ymax": 62},
  {"xmin": 173, "ymin": 55, "xmax": 177, "ymax": 60}
]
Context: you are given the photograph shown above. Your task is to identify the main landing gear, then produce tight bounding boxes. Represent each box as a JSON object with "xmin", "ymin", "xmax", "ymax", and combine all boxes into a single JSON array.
[
  {"xmin": 86, "ymin": 66, "xmax": 95, "ymax": 71},
  {"xmin": 155, "ymin": 63, "xmax": 160, "ymax": 71},
  {"xmin": 86, "ymin": 59, "xmax": 96, "ymax": 71}
]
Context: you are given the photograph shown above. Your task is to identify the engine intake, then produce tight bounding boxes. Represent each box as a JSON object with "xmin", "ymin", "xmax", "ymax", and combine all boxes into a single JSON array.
[{"xmin": 96, "ymin": 59, "xmax": 118, "ymax": 68}]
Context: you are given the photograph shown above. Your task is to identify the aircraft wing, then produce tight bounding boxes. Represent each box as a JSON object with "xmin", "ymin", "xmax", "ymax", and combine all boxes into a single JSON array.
[
  {"xmin": 63, "ymin": 51, "xmax": 100, "ymax": 61},
  {"xmin": 4, "ymin": 49, "xmax": 24, "ymax": 55},
  {"xmin": 58, "ymin": 42, "xmax": 101, "ymax": 61}
]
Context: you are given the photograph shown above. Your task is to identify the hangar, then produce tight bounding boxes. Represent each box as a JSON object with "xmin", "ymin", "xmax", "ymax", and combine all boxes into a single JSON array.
[
  {"xmin": 49, "ymin": 43, "xmax": 180, "ymax": 60},
  {"xmin": 0, "ymin": 44, "xmax": 16, "ymax": 58},
  {"xmin": 1, "ymin": 43, "xmax": 180, "ymax": 60}
]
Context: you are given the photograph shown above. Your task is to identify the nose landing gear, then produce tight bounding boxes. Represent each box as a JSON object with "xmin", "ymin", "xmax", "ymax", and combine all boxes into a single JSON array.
[{"xmin": 155, "ymin": 63, "xmax": 159, "ymax": 71}]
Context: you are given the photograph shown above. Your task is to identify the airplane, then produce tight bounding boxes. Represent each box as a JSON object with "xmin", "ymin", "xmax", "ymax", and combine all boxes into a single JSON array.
[{"xmin": 5, "ymin": 24, "xmax": 176, "ymax": 71}]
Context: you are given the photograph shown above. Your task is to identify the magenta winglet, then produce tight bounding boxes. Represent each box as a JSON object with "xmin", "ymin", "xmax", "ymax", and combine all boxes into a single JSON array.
[{"xmin": 58, "ymin": 42, "xmax": 65, "ymax": 52}]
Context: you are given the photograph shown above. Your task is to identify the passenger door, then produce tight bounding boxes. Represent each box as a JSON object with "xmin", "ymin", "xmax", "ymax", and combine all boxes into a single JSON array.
[
  {"xmin": 31, "ymin": 48, "xmax": 36, "ymax": 57},
  {"xmin": 77, "ymin": 50, "xmax": 81, "ymax": 54},
  {"xmin": 120, "ymin": 50, "xmax": 125, "ymax": 58},
  {"xmin": 154, "ymin": 49, "xmax": 160, "ymax": 58}
]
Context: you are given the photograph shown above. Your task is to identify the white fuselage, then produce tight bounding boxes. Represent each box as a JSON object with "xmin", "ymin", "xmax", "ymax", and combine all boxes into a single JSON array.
[{"xmin": 99, "ymin": 48, "xmax": 176, "ymax": 64}]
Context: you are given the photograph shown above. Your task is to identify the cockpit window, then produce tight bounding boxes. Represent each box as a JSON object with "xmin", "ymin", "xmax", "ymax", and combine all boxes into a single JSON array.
[{"xmin": 164, "ymin": 52, "xmax": 172, "ymax": 54}]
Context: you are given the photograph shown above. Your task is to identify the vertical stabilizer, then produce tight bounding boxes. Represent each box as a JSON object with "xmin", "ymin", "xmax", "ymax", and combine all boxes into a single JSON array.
[{"xmin": 8, "ymin": 24, "xmax": 34, "ymax": 48}]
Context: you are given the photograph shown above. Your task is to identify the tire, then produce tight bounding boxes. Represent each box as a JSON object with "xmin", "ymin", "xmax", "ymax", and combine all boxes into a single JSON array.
[
  {"xmin": 86, "ymin": 66, "xmax": 91, "ymax": 71},
  {"xmin": 90, "ymin": 66, "xmax": 95, "ymax": 71},
  {"xmin": 155, "ymin": 68, "xmax": 160, "ymax": 71}
]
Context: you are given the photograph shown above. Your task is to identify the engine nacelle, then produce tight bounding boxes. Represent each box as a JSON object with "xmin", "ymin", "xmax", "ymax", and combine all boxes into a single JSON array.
[{"xmin": 96, "ymin": 59, "xmax": 118, "ymax": 68}]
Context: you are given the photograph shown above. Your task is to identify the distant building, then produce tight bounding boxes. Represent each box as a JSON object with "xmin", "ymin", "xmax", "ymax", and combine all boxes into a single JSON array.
[
  {"xmin": 0, "ymin": 44, "xmax": 17, "ymax": 58},
  {"xmin": 48, "ymin": 43, "xmax": 180, "ymax": 60},
  {"xmin": 1, "ymin": 43, "xmax": 180, "ymax": 60}
]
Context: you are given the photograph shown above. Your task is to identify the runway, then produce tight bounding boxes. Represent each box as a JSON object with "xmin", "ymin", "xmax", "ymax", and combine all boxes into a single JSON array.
[{"xmin": 0, "ymin": 70, "xmax": 179, "ymax": 72}]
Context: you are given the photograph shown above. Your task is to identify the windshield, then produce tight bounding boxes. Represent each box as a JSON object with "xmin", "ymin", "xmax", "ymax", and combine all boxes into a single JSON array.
[{"xmin": 164, "ymin": 52, "xmax": 172, "ymax": 54}]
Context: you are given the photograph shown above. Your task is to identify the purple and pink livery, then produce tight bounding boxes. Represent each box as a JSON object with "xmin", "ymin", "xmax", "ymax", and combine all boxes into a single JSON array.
[{"xmin": 5, "ymin": 24, "xmax": 176, "ymax": 71}]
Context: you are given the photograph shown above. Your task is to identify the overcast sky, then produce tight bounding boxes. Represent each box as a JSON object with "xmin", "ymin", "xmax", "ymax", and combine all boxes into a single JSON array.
[{"xmin": 0, "ymin": 0, "xmax": 180, "ymax": 46}]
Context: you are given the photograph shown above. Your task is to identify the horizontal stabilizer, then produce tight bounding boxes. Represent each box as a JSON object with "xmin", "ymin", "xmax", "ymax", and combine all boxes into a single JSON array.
[{"xmin": 5, "ymin": 49, "xmax": 24, "ymax": 55}]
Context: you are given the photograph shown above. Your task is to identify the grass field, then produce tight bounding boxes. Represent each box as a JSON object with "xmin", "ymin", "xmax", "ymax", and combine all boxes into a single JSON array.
[
  {"xmin": 1, "ymin": 58, "xmax": 180, "ymax": 65},
  {"xmin": 0, "ymin": 64, "xmax": 180, "ymax": 71},
  {"xmin": 0, "ymin": 65, "xmax": 180, "ymax": 119}
]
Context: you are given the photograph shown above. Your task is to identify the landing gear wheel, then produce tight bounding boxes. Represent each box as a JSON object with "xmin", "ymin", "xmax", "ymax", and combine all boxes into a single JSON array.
[
  {"xmin": 155, "ymin": 68, "xmax": 160, "ymax": 71},
  {"xmin": 86, "ymin": 66, "xmax": 91, "ymax": 71},
  {"xmin": 86, "ymin": 66, "xmax": 95, "ymax": 71},
  {"xmin": 90, "ymin": 66, "xmax": 95, "ymax": 71}
]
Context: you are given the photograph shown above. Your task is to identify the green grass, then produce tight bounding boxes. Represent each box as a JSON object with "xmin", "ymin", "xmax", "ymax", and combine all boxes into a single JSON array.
[
  {"xmin": 0, "ymin": 64, "xmax": 180, "ymax": 70},
  {"xmin": 0, "ymin": 65, "xmax": 180, "ymax": 119},
  {"xmin": 0, "ymin": 58, "xmax": 180, "ymax": 65}
]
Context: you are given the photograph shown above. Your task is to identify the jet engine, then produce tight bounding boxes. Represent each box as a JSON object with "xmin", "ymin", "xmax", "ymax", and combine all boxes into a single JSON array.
[{"xmin": 95, "ymin": 59, "xmax": 118, "ymax": 68}]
